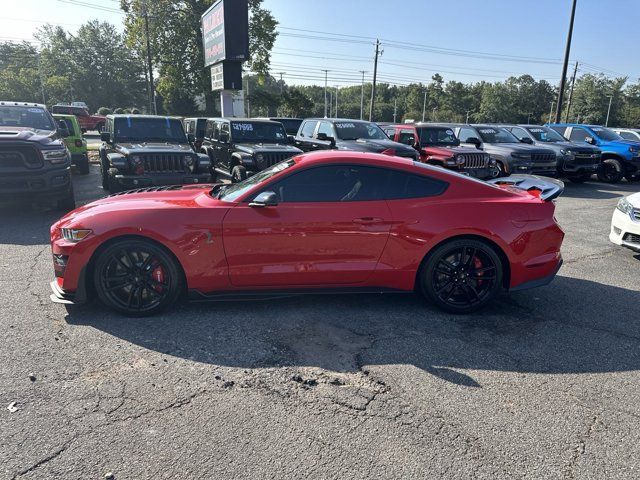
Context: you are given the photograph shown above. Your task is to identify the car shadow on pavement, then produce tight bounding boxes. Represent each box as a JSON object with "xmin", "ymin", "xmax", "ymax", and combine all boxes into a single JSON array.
[
  {"xmin": 0, "ymin": 205, "xmax": 61, "ymax": 246},
  {"xmin": 561, "ymin": 180, "xmax": 639, "ymax": 200},
  {"xmin": 63, "ymin": 274, "xmax": 640, "ymax": 387}
]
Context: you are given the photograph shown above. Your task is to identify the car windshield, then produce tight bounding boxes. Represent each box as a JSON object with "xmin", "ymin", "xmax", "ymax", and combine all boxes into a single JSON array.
[
  {"xmin": 0, "ymin": 106, "xmax": 56, "ymax": 131},
  {"xmin": 277, "ymin": 119, "xmax": 302, "ymax": 134},
  {"xmin": 526, "ymin": 126, "xmax": 567, "ymax": 142},
  {"xmin": 334, "ymin": 121, "xmax": 388, "ymax": 140},
  {"xmin": 215, "ymin": 158, "xmax": 296, "ymax": 202},
  {"xmin": 417, "ymin": 127, "xmax": 458, "ymax": 146},
  {"xmin": 476, "ymin": 126, "xmax": 518, "ymax": 143},
  {"xmin": 590, "ymin": 126, "xmax": 623, "ymax": 141},
  {"xmin": 231, "ymin": 121, "xmax": 287, "ymax": 143},
  {"xmin": 114, "ymin": 117, "xmax": 187, "ymax": 143}
]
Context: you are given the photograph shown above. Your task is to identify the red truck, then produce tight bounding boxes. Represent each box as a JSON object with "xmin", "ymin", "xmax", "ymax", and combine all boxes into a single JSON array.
[
  {"xmin": 383, "ymin": 123, "xmax": 498, "ymax": 179},
  {"xmin": 51, "ymin": 104, "xmax": 106, "ymax": 132}
]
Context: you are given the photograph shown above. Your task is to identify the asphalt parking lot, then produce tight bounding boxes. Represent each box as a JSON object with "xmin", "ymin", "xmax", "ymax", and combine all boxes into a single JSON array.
[{"xmin": 1, "ymin": 166, "xmax": 639, "ymax": 479}]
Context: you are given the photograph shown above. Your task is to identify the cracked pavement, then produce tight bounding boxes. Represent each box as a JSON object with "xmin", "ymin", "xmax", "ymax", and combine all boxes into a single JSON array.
[{"xmin": 1, "ymin": 166, "xmax": 639, "ymax": 479}]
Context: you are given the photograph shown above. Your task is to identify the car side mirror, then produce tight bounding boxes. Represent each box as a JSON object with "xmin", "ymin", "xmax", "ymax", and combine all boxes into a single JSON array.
[
  {"xmin": 219, "ymin": 132, "xmax": 230, "ymax": 143},
  {"xmin": 519, "ymin": 137, "xmax": 533, "ymax": 144},
  {"xmin": 317, "ymin": 132, "xmax": 336, "ymax": 146},
  {"xmin": 466, "ymin": 137, "xmax": 482, "ymax": 148},
  {"xmin": 287, "ymin": 135, "xmax": 295, "ymax": 144},
  {"xmin": 187, "ymin": 133, "xmax": 195, "ymax": 143},
  {"xmin": 249, "ymin": 191, "xmax": 278, "ymax": 208},
  {"xmin": 584, "ymin": 136, "xmax": 596, "ymax": 145},
  {"xmin": 100, "ymin": 131, "xmax": 111, "ymax": 143}
]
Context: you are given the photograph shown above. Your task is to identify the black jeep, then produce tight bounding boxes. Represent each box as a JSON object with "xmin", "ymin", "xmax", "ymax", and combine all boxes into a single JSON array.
[
  {"xmin": 201, "ymin": 118, "xmax": 302, "ymax": 182},
  {"xmin": 0, "ymin": 101, "xmax": 75, "ymax": 210},
  {"xmin": 99, "ymin": 115, "xmax": 211, "ymax": 193}
]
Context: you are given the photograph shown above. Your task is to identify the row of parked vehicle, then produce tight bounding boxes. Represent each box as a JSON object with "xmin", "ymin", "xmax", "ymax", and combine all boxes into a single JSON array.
[{"xmin": 2, "ymin": 99, "xmax": 639, "ymax": 211}]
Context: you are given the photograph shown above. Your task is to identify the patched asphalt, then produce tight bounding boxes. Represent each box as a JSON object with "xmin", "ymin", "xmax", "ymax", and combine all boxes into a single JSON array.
[{"xmin": 1, "ymin": 166, "xmax": 639, "ymax": 479}]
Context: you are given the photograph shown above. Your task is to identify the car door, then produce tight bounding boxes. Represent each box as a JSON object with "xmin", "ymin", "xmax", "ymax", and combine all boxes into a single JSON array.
[
  {"xmin": 309, "ymin": 121, "xmax": 336, "ymax": 150},
  {"xmin": 217, "ymin": 121, "xmax": 232, "ymax": 170},
  {"xmin": 295, "ymin": 120, "xmax": 319, "ymax": 152},
  {"xmin": 222, "ymin": 164, "xmax": 393, "ymax": 287}
]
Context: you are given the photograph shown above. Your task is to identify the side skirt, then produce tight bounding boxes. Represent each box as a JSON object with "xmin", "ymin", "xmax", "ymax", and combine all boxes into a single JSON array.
[{"xmin": 188, "ymin": 287, "xmax": 413, "ymax": 302}]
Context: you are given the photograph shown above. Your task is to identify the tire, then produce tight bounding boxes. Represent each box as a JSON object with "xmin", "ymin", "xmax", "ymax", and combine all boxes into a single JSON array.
[
  {"xmin": 55, "ymin": 185, "xmax": 76, "ymax": 211},
  {"xmin": 568, "ymin": 172, "xmax": 591, "ymax": 183},
  {"xmin": 93, "ymin": 239, "xmax": 183, "ymax": 317},
  {"xmin": 231, "ymin": 165, "xmax": 247, "ymax": 183},
  {"xmin": 420, "ymin": 239, "xmax": 503, "ymax": 314},
  {"xmin": 77, "ymin": 155, "xmax": 90, "ymax": 175},
  {"xmin": 100, "ymin": 151, "xmax": 109, "ymax": 190},
  {"xmin": 107, "ymin": 168, "xmax": 122, "ymax": 194},
  {"xmin": 624, "ymin": 173, "xmax": 639, "ymax": 183},
  {"xmin": 597, "ymin": 158, "xmax": 624, "ymax": 183}
]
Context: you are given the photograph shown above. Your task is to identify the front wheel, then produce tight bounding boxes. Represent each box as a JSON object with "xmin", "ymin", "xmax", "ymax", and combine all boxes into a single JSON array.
[
  {"xmin": 93, "ymin": 239, "xmax": 183, "ymax": 316},
  {"xmin": 597, "ymin": 158, "xmax": 624, "ymax": 183},
  {"xmin": 231, "ymin": 165, "xmax": 247, "ymax": 183},
  {"xmin": 420, "ymin": 239, "xmax": 503, "ymax": 314}
]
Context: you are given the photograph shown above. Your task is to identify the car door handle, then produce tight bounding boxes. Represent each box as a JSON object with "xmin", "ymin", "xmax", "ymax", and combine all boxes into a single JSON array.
[{"xmin": 353, "ymin": 217, "xmax": 384, "ymax": 224}]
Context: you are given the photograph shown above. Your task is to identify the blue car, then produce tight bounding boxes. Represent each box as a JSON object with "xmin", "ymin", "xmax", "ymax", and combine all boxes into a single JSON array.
[{"xmin": 546, "ymin": 123, "xmax": 640, "ymax": 183}]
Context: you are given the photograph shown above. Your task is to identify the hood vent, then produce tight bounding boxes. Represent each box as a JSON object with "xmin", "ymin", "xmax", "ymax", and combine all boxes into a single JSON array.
[{"xmin": 109, "ymin": 185, "xmax": 184, "ymax": 197}]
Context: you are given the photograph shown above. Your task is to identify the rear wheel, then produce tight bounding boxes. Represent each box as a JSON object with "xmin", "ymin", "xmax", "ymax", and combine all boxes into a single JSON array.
[
  {"xmin": 93, "ymin": 239, "xmax": 183, "ymax": 316},
  {"xmin": 420, "ymin": 239, "xmax": 503, "ymax": 314},
  {"xmin": 231, "ymin": 165, "xmax": 247, "ymax": 183},
  {"xmin": 77, "ymin": 155, "xmax": 90, "ymax": 175},
  {"xmin": 597, "ymin": 158, "xmax": 624, "ymax": 183}
]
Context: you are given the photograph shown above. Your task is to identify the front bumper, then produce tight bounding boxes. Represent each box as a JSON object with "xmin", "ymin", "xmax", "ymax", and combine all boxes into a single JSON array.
[
  {"xmin": 531, "ymin": 161, "xmax": 558, "ymax": 176},
  {"xmin": 609, "ymin": 208, "xmax": 640, "ymax": 251},
  {"xmin": 560, "ymin": 155, "xmax": 600, "ymax": 174},
  {"xmin": 113, "ymin": 172, "xmax": 212, "ymax": 188},
  {"xmin": 0, "ymin": 166, "xmax": 72, "ymax": 200}
]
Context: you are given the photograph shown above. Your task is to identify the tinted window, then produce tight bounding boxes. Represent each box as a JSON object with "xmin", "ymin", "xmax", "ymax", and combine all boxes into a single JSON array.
[
  {"xmin": 383, "ymin": 128, "xmax": 396, "ymax": 140},
  {"xmin": 590, "ymin": 126, "xmax": 623, "ymax": 141},
  {"xmin": 230, "ymin": 121, "xmax": 287, "ymax": 143},
  {"xmin": 333, "ymin": 121, "xmax": 387, "ymax": 140},
  {"xmin": 547, "ymin": 125, "xmax": 567, "ymax": 136},
  {"xmin": 476, "ymin": 127, "xmax": 518, "ymax": 143},
  {"xmin": 300, "ymin": 120, "xmax": 318, "ymax": 137},
  {"xmin": 569, "ymin": 127, "xmax": 589, "ymax": 142},
  {"xmin": 113, "ymin": 117, "xmax": 187, "ymax": 143},
  {"xmin": 417, "ymin": 127, "xmax": 458, "ymax": 146},
  {"xmin": 385, "ymin": 169, "xmax": 448, "ymax": 199},
  {"xmin": 264, "ymin": 165, "xmax": 447, "ymax": 203},
  {"xmin": 398, "ymin": 129, "xmax": 416, "ymax": 145},
  {"xmin": 205, "ymin": 120, "xmax": 215, "ymax": 139},
  {"xmin": 526, "ymin": 126, "xmax": 566, "ymax": 142},
  {"xmin": 510, "ymin": 127, "xmax": 529, "ymax": 141}
]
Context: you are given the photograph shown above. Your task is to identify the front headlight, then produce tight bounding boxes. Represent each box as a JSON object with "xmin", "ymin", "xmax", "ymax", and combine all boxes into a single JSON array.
[
  {"xmin": 43, "ymin": 149, "xmax": 69, "ymax": 164},
  {"xmin": 455, "ymin": 155, "xmax": 465, "ymax": 165},
  {"xmin": 616, "ymin": 197, "xmax": 634, "ymax": 215},
  {"xmin": 629, "ymin": 146, "xmax": 639, "ymax": 153},
  {"xmin": 60, "ymin": 228, "xmax": 92, "ymax": 242}
]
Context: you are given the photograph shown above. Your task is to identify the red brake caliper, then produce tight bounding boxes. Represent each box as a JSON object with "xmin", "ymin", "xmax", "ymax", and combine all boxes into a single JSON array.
[
  {"xmin": 473, "ymin": 257, "xmax": 484, "ymax": 286},
  {"xmin": 151, "ymin": 261, "xmax": 165, "ymax": 292}
]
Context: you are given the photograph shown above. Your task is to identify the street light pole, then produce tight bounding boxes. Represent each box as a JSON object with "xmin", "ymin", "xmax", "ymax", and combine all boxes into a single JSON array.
[
  {"xmin": 549, "ymin": 101, "xmax": 554, "ymax": 123},
  {"xmin": 322, "ymin": 69, "xmax": 329, "ymax": 118},
  {"xmin": 335, "ymin": 86, "xmax": 339, "ymax": 117},
  {"xmin": 555, "ymin": 0, "xmax": 577, "ymax": 123},
  {"xmin": 421, "ymin": 90, "xmax": 427, "ymax": 122},
  {"xmin": 605, "ymin": 95, "xmax": 613, "ymax": 126},
  {"xmin": 369, "ymin": 39, "xmax": 381, "ymax": 121},
  {"xmin": 359, "ymin": 71, "xmax": 366, "ymax": 120},
  {"xmin": 142, "ymin": 1, "xmax": 156, "ymax": 114},
  {"xmin": 465, "ymin": 110, "xmax": 470, "ymax": 123}
]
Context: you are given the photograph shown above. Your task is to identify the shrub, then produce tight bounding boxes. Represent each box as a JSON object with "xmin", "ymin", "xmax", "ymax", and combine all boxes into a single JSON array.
[
  {"xmin": 113, "ymin": 108, "xmax": 124, "ymax": 114},
  {"xmin": 97, "ymin": 107, "xmax": 112, "ymax": 116}
]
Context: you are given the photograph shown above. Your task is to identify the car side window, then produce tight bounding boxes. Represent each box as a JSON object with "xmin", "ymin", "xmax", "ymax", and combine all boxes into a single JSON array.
[
  {"xmin": 398, "ymin": 129, "xmax": 416, "ymax": 145},
  {"xmin": 220, "ymin": 122, "xmax": 230, "ymax": 139},
  {"xmin": 265, "ymin": 165, "xmax": 391, "ymax": 203},
  {"xmin": 316, "ymin": 121, "xmax": 334, "ymax": 139},
  {"xmin": 385, "ymin": 169, "xmax": 448, "ymax": 199},
  {"xmin": 205, "ymin": 120, "xmax": 214, "ymax": 139},
  {"xmin": 457, "ymin": 127, "xmax": 477, "ymax": 142},
  {"xmin": 569, "ymin": 127, "xmax": 588, "ymax": 142},
  {"xmin": 510, "ymin": 127, "xmax": 529, "ymax": 141},
  {"xmin": 619, "ymin": 131, "xmax": 636, "ymax": 140},
  {"xmin": 184, "ymin": 121, "xmax": 192, "ymax": 134},
  {"xmin": 299, "ymin": 120, "xmax": 318, "ymax": 138},
  {"xmin": 383, "ymin": 128, "xmax": 396, "ymax": 140}
]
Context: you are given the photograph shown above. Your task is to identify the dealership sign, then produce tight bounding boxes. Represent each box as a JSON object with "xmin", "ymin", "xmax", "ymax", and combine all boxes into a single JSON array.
[
  {"xmin": 210, "ymin": 61, "xmax": 243, "ymax": 91},
  {"xmin": 201, "ymin": 0, "xmax": 249, "ymax": 67}
]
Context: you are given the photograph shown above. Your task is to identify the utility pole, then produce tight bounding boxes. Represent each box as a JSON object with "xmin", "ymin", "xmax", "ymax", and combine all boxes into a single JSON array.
[
  {"xmin": 605, "ymin": 94, "xmax": 613, "ymax": 126},
  {"xmin": 555, "ymin": 0, "xmax": 577, "ymax": 123},
  {"xmin": 142, "ymin": 2, "xmax": 156, "ymax": 114},
  {"xmin": 36, "ymin": 53, "xmax": 46, "ymax": 104},
  {"xmin": 335, "ymin": 86, "xmax": 339, "ymax": 117},
  {"xmin": 432, "ymin": 106, "xmax": 437, "ymax": 122},
  {"xmin": 564, "ymin": 61, "xmax": 579, "ymax": 122},
  {"xmin": 421, "ymin": 90, "xmax": 427, "ymax": 122},
  {"xmin": 549, "ymin": 100, "xmax": 555, "ymax": 123},
  {"xmin": 322, "ymin": 69, "xmax": 329, "ymax": 118},
  {"xmin": 393, "ymin": 98, "xmax": 397, "ymax": 123},
  {"xmin": 246, "ymin": 76, "xmax": 251, "ymax": 117},
  {"xmin": 277, "ymin": 72, "xmax": 285, "ymax": 116},
  {"xmin": 368, "ymin": 39, "xmax": 381, "ymax": 121},
  {"xmin": 359, "ymin": 71, "xmax": 366, "ymax": 120},
  {"xmin": 328, "ymin": 90, "xmax": 333, "ymax": 118},
  {"xmin": 465, "ymin": 110, "xmax": 470, "ymax": 123}
]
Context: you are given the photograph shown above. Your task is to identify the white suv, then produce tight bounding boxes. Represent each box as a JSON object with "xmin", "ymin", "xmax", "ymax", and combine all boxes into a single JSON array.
[
  {"xmin": 612, "ymin": 128, "xmax": 640, "ymax": 142},
  {"xmin": 610, "ymin": 193, "xmax": 640, "ymax": 251}
]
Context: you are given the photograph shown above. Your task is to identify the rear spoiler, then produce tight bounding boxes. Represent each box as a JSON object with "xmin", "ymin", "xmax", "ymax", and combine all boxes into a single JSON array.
[{"xmin": 487, "ymin": 175, "xmax": 565, "ymax": 201}]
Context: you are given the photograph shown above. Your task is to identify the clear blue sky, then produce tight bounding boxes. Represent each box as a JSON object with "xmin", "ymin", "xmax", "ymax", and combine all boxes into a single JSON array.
[{"xmin": 2, "ymin": 0, "xmax": 639, "ymax": 88}]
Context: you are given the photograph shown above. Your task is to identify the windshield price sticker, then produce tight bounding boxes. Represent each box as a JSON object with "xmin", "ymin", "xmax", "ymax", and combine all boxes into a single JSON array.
[
  {"xmin": 479, "ymin": 128, "xmax": 497, "ymax": 134},
  {"xmin": 335, "ymin": 122, "xmax": 356, "ymax": 129},
  {"xmin": 592, "ymin": 127, "xmax": 604, "ymax": 132},
  {"xmin": 28, "ymin": 108, "xmax": 44, "ymax": 113},
  {"xmin": 232, "ymin": 123, "xmax": 254, "ymax": 132},
  {"xmin": 529, "ymin": 128, "xmax": 544, "ymax": 133},
  {"xmin": 445, "ymin": 129, "xmax": 454, "ymax": 135}
]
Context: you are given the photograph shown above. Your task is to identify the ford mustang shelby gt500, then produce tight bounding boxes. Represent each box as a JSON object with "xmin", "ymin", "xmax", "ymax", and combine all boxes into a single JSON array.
[{"xmin": 50, "ymin": 151, "xmax": 564, "ymax": 316}]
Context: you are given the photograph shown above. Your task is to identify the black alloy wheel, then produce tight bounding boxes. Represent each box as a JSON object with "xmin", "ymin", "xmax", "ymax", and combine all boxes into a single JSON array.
[
  {"xmin": 421, "ymin": 239, "xmax": 503, "ymax": 313},
  {"xmin": 597, "ymin": 158, "xmax": 623, "ymax": 183},
  {"xmin": 93, "ymin": 239, "xmax": 183, "ymax": 316}
]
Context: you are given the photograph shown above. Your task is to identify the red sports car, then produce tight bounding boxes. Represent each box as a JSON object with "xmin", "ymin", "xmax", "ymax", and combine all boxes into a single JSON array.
[{"xmin": 50, "ymin": 151, "xmax": 564, "ymax": 316}]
